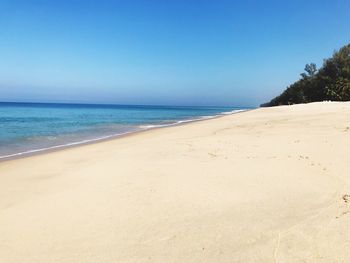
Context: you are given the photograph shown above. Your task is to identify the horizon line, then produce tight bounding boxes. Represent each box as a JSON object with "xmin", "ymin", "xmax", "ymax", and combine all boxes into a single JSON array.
[{"xmin": 0, "ymin": 100, "xmax": 253, "ymax": 109}]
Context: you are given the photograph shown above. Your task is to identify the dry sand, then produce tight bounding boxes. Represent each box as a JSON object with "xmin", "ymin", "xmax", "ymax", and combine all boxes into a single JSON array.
[{"xmin": 1, "ymin": 101, "xmax": 350, "ymax": 262}]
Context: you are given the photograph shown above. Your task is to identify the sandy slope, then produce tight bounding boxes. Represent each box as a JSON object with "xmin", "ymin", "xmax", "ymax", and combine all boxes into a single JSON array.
[{"xmin": 1, "ymin": 101, "xmax": 350, "ymax": 262}]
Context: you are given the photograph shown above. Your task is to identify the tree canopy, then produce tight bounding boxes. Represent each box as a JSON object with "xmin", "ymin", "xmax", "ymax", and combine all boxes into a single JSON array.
[{"xmin": 261, "ymin": 43, "xmax": 350, "ymax": 107}]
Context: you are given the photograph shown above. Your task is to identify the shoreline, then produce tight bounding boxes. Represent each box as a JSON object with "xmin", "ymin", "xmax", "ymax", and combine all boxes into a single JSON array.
[{"xmin": 0, "ymin": 109, "xmax": 250, "ymax": 162}]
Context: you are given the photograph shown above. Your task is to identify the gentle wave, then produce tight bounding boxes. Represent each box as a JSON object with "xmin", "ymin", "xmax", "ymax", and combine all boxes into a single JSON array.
[
  {"xmin": 0, "ymin": 109, "xmax": 247, "ymax": 160},
  {"xmin": 139, "ymin": 115, "xmax": 214, "ymax": 129},
  {"xmin": 138, "ymin": 109, "xmax": 245, "ymax": 129},
  {"xmin": 0, "ymin": 131, "xmax": 136, "ymax": 160},
  {"xmin": 220, "ymin": 109, "xmax": 247, "ymax": 115}
]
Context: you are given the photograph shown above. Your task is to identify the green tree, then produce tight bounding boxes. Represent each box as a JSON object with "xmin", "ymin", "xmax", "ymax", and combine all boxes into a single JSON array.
[
  {"xmin": 301, "ymin": 63, "xmax": 317, "ymax": 79},
  {"xmin": 261, "ymin": 43, "xmax": 350, "ymax": 106}
]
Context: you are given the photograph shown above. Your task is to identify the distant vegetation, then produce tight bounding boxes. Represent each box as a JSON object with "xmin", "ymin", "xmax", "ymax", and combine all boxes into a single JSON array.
[{"xmin": 261, "ymin": 43, "xmax": 350, "ymax": 107}]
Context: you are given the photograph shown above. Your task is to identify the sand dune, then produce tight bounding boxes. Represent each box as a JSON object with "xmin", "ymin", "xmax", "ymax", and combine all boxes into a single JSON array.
[{"xmin": 1, "ymin": 101, "xmax": 350, "ymax": 262}]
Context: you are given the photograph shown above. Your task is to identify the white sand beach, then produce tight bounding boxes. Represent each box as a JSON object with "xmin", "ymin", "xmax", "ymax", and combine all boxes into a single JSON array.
[{"xmin": 1, "ymin": 101, "xmax": 350, "ymax": 262}]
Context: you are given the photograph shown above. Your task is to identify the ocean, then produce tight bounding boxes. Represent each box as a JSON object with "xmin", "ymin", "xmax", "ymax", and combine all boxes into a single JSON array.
[{"xmin": 0, "ymin": 102, "xmax": 246, "ymax": 159}]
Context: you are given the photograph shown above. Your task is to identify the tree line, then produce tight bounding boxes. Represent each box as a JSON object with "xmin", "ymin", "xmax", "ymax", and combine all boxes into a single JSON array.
[{"xmin": 261, "ymin": 43, "xmax": 350, "ymax": 107}]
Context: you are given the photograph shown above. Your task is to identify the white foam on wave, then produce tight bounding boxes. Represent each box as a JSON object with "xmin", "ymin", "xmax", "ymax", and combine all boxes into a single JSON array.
[
  {"xmin": 220, "ymin": 109, "xmax": 247, "ymax": 115},
  {"xmin": 138, "ymin": 115, "xmax": 219, "ymax": 130},
  {"xmin": 139, "ymin": 109, "xmax": 248, "ymax": 130}
]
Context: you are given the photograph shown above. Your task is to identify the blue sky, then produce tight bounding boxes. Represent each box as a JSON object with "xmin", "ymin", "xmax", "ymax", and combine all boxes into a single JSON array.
[{"xmin": 0, "ymin": 0, "xmax": 349, "ymax": 106}]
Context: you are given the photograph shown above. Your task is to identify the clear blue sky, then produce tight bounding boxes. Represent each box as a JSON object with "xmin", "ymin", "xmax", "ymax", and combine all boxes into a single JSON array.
[{"xmin": 0, "ymin": 0, "xmax": 349, "ymax": 107}]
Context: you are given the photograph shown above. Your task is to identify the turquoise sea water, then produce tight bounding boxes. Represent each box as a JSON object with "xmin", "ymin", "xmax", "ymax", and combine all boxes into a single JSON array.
[{"xmin": 0, "ymin": 102, "xmax": 246, "ymax": 159}]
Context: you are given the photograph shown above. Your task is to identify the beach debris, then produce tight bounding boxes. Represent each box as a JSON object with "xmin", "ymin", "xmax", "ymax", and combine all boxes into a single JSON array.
[{"xmin": 342, "ymin": 194, "xmax": 350, "ymax": 203}]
